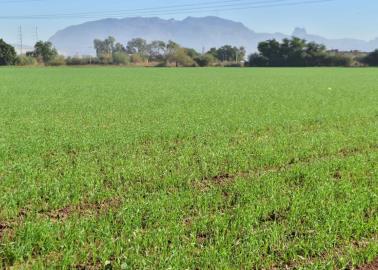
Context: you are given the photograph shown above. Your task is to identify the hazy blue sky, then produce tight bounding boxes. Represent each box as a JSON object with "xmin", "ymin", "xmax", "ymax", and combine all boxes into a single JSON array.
[{"xmin": 0, "ymin": 0, "xmax": 377, "ymax": 45}]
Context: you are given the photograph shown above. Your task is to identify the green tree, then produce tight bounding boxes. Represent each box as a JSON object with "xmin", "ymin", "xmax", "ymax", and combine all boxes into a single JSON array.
[
  {"xmin": 126, "ymin": 38, "xmax": 148, "ymax": 59},
  {"xmin": 207, "ymin": 46, "xmax": 246, "ymax": 62},
  {"xmin": 0, "ymin": 39, "xmax": 17, "ymax": 65},
  {"xmin": 113, "ymin": 51, "xmax": 130, "ymax": 65},
  {"xmin": 166, "ymin": 41, "xmax": 180, "ymax": 56},
  {"xmin": 114, "ymin": 42, "xmax": 126, "ymax": 53},
  {"xmin": 165, "ymin": 41, "xmax": 195, "ymax": 67},
  {"xmin": 304, "ymin": 42, "xmax": 327, "ymax": 66},
  {"xmin": 249, "ymin": 37, "xmax": 351, "ymax": 67},
  {"xmin": 257, "ymin": 39, "xmax": 282, "ymax": 66},
  {"xmin": 283, "ymin": 37, "xmax": 307, "ymax": 66},
  {"xmin": 32, "ymin": 41, "xmax": 58, "ymax": 64},
  {"xmin": 147, "ymin": 40, "xmax": 166, "ymax": 61},
  {"xmin": 172, "ymin": 48, "xmax": 195, "ymax": 67},
  {"xmin": 185, "ymin": 48, "xmax": 200, "ymax": 59},
  {"xmin": 248, "ymin": 53, "xmax": 269, "ymax": 67},
  {"xmin": 361, "ymin": 50, "xmax": 378, "ymax": 66},
  {"xmin": 94, "ymin": 37, "xmax": 116, "ymax": 58},
  {"xmin": 194, "ymin": 53, "xmax": 217, "ymax": 67}
]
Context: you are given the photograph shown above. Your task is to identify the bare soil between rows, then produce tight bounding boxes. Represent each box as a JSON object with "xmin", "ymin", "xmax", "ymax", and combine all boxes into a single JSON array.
[{"xmin": 358, "ymin": 258, "xmax": 378, "ymax": 270}]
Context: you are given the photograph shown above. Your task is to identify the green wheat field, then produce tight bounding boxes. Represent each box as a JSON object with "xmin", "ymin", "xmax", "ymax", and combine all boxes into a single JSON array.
[{"xmin": 0, "ymin": 67, "xmax": 377, "ymax": 269}]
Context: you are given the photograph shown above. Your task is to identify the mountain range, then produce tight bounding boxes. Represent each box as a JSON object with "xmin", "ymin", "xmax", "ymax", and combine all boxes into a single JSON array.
[{"xmin": 48, "ymin": 16, "xmax": 378, "ymax": 56}]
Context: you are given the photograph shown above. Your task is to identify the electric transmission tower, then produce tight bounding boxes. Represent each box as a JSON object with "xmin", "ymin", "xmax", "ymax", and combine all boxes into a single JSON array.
[
  {"xmin": 35, "ymin": 26, "xmax": 39, "ymax": 43},
  {"xmin": 18, "ymin": 25, "xmax": 23, "ymax": 55}
]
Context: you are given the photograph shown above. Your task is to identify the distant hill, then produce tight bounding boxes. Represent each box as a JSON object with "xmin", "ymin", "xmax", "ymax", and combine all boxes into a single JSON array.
[
  {"xmin": 48, "ymin": 16, "xmax": 378, "ymax": 56},
  {"xmin": 291, "ymin": 28, "xmax": 378, "ymax": 52}
]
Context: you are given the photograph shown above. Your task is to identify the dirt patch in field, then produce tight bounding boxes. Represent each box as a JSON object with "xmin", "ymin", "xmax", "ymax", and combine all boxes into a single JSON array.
[
  {"xmin": 75, "ymin": 261, "xmax": 102, "ymax": 270},
  {"xmin": 0, "ymin": 208, "xmax": 29, "ymax": 241},
  {"xmin": 338, "ymin": 147, "xmax": 362, "ymax": 157},
  {"xmin": 196, "ymin": 231, "xmax": 211, "ymax": 245},
  {"xmin": 332, "ymin": 170, "xmax": 342, "ymax": 180},
  {"xmin": 193, "ymin": 172, "xmax": 239, "ymax": 192},
  {"xmin": 0, "ymin": 222, "xmax": 11, "ymax": 240},
  {"xmin": 259, "ymin": 207, "xmax": 290, "ymax": 223},
  {"xmin": 211, "ymin": 173, "xmax": 232, "ymax": 181},
  {"xmin": 358, "ymin": 258, "xmax": 378, "ymax": 270},
  {"xmin": 0, "ymin": 198, "xmax": 122, "ymax": 243},
  {"xmin": 288, "ymin": 235, "xmax": 378, "ymax": 269},
  {"xmin": 42, "ymin": 198, "xmax": 122, "ymax": 222},
  {"xmin": 209, "ymin": 173, "xmax": 236, "ymax": 184},
  {"xmin": 193, "ymin": 145, "xmax": 377, "ymax": 192}
]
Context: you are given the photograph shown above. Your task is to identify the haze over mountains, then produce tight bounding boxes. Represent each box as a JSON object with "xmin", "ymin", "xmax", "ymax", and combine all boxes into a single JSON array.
[{"xmin": 48, "ymin": 16, "xmax": 378, "ymax": 56}]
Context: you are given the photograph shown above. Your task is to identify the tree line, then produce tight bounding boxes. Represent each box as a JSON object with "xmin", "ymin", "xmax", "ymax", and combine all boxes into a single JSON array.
[
  {"xmin": 249, "ymin": 37, "xmax": 352, "ymax": 67},
  {"xmin": 1, "ymin": 37, "xmax": 378, "ymax": 67},
  {"xmin": 92, "ymin": 36, "xmax": 246, "ymax": 67}
]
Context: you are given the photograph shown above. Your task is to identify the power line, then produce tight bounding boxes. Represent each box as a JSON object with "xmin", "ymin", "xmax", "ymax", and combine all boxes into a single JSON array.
[
  {"xmin": 0, "ymin": 0, "xmax": 44, "ymax": 4},
  {"xmin": 106, "ymin": 0, "xmax": 335, "ymax": 19},
  {"xmin": 0, "ymin": 0, "xmax": 289, "ymax": 18},
  {"xmin": 0, "ymin": 0, "xmax": 336, "ymax": 20}
]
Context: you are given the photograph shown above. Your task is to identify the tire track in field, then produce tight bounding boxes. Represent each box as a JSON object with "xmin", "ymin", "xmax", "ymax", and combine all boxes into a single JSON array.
[
  {"xmin": 1, "ymin": 144, "xmax": 377, "ymax": 242},
  {"xmin": 286, "ymin": 234, "xmax": 378, "ymax": 270},
  {"xmin": 0, "ymin": 198, "xmax": 121, "ymax": 243},
  {"xmin": 195, "ymin": 143, "xmax": 378, "ymax": 190}
]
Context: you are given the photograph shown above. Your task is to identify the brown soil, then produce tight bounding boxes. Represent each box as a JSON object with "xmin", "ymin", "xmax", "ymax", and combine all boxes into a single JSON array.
[
  {"xmin": 210, "ymin": 173, "xmax": 236, "ymax": 185},
  {"xmin": 0, "ymin": 222, "xmax": 10, "ymax": 240},
  {"xmin": 358, "ymin": 258, "xmax": 378, "ymax": 270},
  {"xmin": 42, "ymin": 198, "xmax": 121, "ymax": 222},
  {"xmin": 193, "ymin": 145, "xmax": 377, "ymax": 191}
]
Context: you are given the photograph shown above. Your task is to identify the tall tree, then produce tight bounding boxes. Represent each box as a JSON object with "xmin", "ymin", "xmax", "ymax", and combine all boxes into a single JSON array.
[
  {"xmin": 114, "ymin": 42, "xmax": 126, "ymax": 53},
  {"xmin": 207, "ymin": 46, "xmax": 246, "ymax": 62},
  {"xmin": 361, "ymin": 49, "xmax": 378, "ymax": 66},
  {"xmin": 94, "ymin": 36, "xmax": 116, "ymax": 57},
  {"xmin": 126, "ymin": 38, "xmax": 148, "ymax": 58},
  {"xmin": 257, "ymin": 39, "xmax": 281, "ymax": 66},
  {"xmin": 147, "ymin": 40, "xmax": 166, "ymax": 61},
  {"xmin": 165, "ymin": 41, "xmax": 195, "ymax": 67},
  {"xmin": 32, "ymin": 41, "xmax": 58, "ymax": 64},
  {"xmin": 0, "ymin": 39, "xmax": 17, "ymax": 65},
  {"xmin": 249, "ymin": 37, "xmax": 350, "ymax": 67}
]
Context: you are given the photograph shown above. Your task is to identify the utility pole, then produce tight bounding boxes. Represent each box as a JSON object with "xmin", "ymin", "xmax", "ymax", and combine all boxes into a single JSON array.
[{"xmin": 18, "ymin": 25, "xmax": 23, "ymax": 55}]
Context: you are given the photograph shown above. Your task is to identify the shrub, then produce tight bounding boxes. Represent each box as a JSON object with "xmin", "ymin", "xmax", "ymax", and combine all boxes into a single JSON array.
[
  {"xmin": 248, "ymin": 53, "xmax": 269, "ymax": 67},
  {"xmin": 66, "ymin": 57, "xmax": 83, "ymax": 65},
  {"xmin": 16, "ymin": 55, "xmax": 38, "ymax": 66},
  {"xmin": 130, "ymin": 54, "xmax": 144, "ymax": 64},
  {"xmin": 113, "ymin": 52, "xmax": 130, "ymax": 65},
  {"xmin": 99, "ymin": 54, "xmax": 113, "ymax": 65},
  {"xmin": 48, "ymin": 55, "xmax": 66, "ymax": 66},
  {"xmin": 66, "ymin": 56, "xmax": 97, "ymax": 65},
  {"xmin": 168, "ymin": 48, "xmax": 196, "ymax": 67},
  {"xmin": 194, "ymin": 54, "xmax": 216, "ymax": 67},
  {"xmin": 224, "ymin": 63, "xmax": 243, "ymax": 67},
  {"xmin": 324, "ymin": 54, "xmax": 352, "ymax": 67}
]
